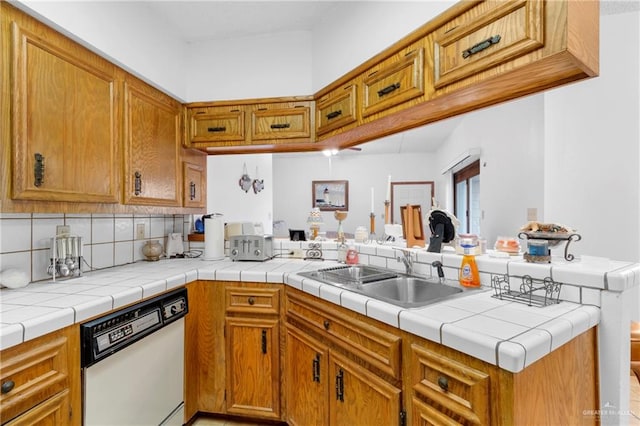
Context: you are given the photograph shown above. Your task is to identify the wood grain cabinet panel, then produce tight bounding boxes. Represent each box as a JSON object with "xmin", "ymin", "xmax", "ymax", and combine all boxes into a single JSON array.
[
  {"xmin": 315, "ymin": 83, "xmax": 358, "ymax": 137},
  {"xmin": 182, "ymin": 161, "xmax": 206, "ymax": 208},
  {"xmin": 225, "ymin": 286, "xmax": 280, "ymax": 315},
  {"xmin": 187, "ymin": 106, "xmax": 246, "ymax": 146},
  {"xmin": 9, "ymin": 19, "xmax": 120, "ymax": 204},
  {"xmin": 434, "ymin": 0, "xmax": 545, "ymax": 89},
  {"xmin": 410, "ymin": 343, "xmax": 490, "ymax": 425},
  {"xmin": 0, "ymin": 325, "xmax": 80, "ymax": 426},
  {"xmin": 285, "ymin": 324, "xmax": 329, "ymax": 426},
  {"xmin": 361, "ymin": 41, "xmax": 425, "ymax": 118},
  {"xmin": 225, "ymin": 316, "xmax": 280, "ymax": 420},
  {"xmin": 123, "ymin": 76, "xmax": 181, "ymax": 206},
  {"xmin": 250, "ymin": 101, "xmax": 313, "ymax": 142}
]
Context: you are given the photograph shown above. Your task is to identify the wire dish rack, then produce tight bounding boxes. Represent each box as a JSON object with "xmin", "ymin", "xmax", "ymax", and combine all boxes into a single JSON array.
[
  {"xmin": 316, "ymin": 265, "xmax": 398, "ymax": 286},
  {"xmin": 491, "ymin": 274, "xmax": 562, "ymax": 307}
]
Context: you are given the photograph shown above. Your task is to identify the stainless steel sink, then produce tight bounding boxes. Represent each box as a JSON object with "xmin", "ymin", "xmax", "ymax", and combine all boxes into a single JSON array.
[
  {"xmin": 358, "ymin": 276, "xmax": 463, "ymax": 308},
  {"xmin": 298, "ymin": 265, "xmax": 477, "ymax": 308}
]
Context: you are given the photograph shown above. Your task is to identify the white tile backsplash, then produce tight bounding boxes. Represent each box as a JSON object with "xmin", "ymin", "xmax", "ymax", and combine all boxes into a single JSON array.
[
  {"xmin": 1, "ymin": 218, "xmax": 31, "ymax": 252},
  {"xmin": 0, "ymin": 214, "xmax": 189, "ymax": 283}
]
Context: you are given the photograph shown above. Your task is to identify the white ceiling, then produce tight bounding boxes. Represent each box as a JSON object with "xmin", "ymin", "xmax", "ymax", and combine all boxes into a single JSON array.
[{"xmin": 142, "ymin": 0, "xmax": 637, "ymax": 156}]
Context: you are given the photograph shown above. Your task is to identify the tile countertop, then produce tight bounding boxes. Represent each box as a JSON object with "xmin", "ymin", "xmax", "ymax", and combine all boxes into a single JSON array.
[{"xmin": 0, "ymin": 255, "xmax": 606, "ymax": 373}]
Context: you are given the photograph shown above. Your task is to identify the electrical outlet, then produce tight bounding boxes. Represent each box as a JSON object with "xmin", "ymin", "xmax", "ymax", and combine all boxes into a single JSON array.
[
  {"xmin": 56, "ymin": 225, "xmax": 70, "ymax": 236},
  {"xmin": 527, "ymin": 208, "xmax": 538, "ymax": 222},
  {"xmin": 290, "ymin": 249, "xmax": 304, "ymax": 259},
  {"xmin": 136, "ymin": 223, "xmax": 146, "ymax": 240}
]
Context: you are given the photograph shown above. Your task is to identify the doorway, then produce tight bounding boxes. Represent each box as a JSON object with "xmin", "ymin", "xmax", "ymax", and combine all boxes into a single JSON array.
[{"xmin": 453, "ymin": 160, "xmax": 480, "ymax": 235}]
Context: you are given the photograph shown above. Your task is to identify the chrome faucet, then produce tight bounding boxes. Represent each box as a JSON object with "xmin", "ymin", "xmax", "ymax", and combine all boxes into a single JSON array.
[{"xmin": 395, "ymin": 248, "xmax": 413, "ymax": 275}]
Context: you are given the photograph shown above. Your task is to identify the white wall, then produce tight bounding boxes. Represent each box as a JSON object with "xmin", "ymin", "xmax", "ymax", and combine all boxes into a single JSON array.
[
  {"xmin": 185, "ymin": 31, "xmax": 313, "ymax": 101},
  {"xmin": 434, "ymin": 95, "xmax": 546, "ymax": 249},
  {"xmin": 207, "ymin": 154, "xmax": 274, "ymax": 234},
  {"xmin": 13, "ymin": 0, "xmax": 188, "ymax": 100},
  {"xmin": 544, "ymin": 10, "xmax": 640, "ymax": 263},
  {"xmin": 272, "ymin": 152, "xmax": 436, "ymax": 236},
  {"xmin": 311, "ymin": 1, "xmax": 455, "ymax": 89}
]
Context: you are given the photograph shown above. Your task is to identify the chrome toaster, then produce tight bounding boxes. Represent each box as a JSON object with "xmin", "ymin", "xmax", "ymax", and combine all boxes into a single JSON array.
[{"xmin": 229, "ymin": 235, "xmax": 274, "ymax": 261}]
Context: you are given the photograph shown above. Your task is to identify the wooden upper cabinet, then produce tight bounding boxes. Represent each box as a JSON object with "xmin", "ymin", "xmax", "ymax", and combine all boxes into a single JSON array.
[
  {"xmin": 316, "ymin": 82, "xmax": 358, "ymax": 137},
  {"xmin": 9, "ymin": 18, "xmax": 120, "ymax": 203},
  {"xmin": 434, "ymin": 0, "xmax": 545, "ymax": 89},
  {"xmin": 187, "ymin": 105, "xmax": 246, "ymax": 147},
  {"xmin": 123, "ymin": 76, "xmax": 181, "ymax": 206},
  {"xmin": 361, "ymin": 40, "xmax": 425, "ymax": 119},
  {"xmin": 250, "ymin": 100, "xmax": 313, "ymax": 143}
]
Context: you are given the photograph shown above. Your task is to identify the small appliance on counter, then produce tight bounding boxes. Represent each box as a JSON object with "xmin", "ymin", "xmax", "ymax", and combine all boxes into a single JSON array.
[{"xmin": 229, "ymin": 235, "xmax": 274, "ymax": 261}]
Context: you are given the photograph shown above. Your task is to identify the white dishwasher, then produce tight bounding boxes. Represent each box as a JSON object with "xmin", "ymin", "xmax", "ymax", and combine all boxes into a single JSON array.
[{"xmin": 81, "ymin": 287, "xmax": 188, "ymax": 426}]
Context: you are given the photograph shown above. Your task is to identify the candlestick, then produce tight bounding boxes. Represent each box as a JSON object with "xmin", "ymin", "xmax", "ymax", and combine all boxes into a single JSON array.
[
  {"xmin": 369, "ymin": 213, "xmax": 376, "ymax": 237},
  {"xmin": 370, "ymin": 187, "xmax": 374, "ymax": 213},
  {"xmin": 386, "ymin": 175, "xmax": 391, "ymax": 201},
  {"xmin": 384, "ymin": 200, "xmax": 391, "ymax": 225}
]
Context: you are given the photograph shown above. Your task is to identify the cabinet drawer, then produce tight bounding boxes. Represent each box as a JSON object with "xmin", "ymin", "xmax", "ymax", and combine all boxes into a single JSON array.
[
  {"xmin": 411, "ymin": 343, "xmax": 490, "ymax": 425},
  {"xmin": 286, "ymin": 290, "xmax": 401, "ymax": 379},
  {"xmin": 189, "ymin": 107, "xmax": 245, "ymax": 143},
  {"xmin": 362, "ymin": 42, "xmax": 424, "ymax": 118},
  {"xmin": 434, "ymin": 0, "xmax": 544, "ymax": 89},
  {"xmin": 251, "ymin": 103, "xmax": 312, "ymax": 141},
  {"xmin": 316, "ymin": 83, "xmax": 357, "ymax": 136},
  {"xmin": 0, "ymin": 335, "xmax": 70, "ymax": 422},
  {"xmin": 225, "ymin": 286, "xmax": 280, "ymax": 315}
]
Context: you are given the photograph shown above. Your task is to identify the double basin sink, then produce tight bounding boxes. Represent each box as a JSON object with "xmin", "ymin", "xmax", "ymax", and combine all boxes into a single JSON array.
[{"xmin": 298, "ymin": 264, "xmax": 478, "ymax": 308}]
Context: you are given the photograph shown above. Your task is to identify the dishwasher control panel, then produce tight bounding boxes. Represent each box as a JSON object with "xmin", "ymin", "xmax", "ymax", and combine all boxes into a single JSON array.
[{"xmin": 81, "ymin": 287, "xmax": 188, "ymax": 367}]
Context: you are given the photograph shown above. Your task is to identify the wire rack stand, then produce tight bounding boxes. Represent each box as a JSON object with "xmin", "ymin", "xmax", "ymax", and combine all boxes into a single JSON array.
[{"xmin": 491, "ymin": 274, "xmax": 562, "ymax": 307}]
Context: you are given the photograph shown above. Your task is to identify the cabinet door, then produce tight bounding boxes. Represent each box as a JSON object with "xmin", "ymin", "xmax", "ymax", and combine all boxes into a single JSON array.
[
  {"xmin": 329, "ymin": 351, "xmax": 402, "ymax": 426},
  {"xmin": 316, "ymin": 83, "xmax": 358, "ymax": 137},
  {"xmin": 250, "ymin": 101, "xmax": 313, "ymax": 143},
  {"xmin": 361, "ymin": 41, "xmax": 425, "ymax": 118},
  {"xmin": 123, "ymin": 78, "xmax": 181, "ymax": 206},
  {"xmin": 225, "ymin": 316, "xmax": 280, "ymax": 420},
  {"xmin": 10, "ymin": 21, "xmax": 120, "ymax": 203},
  {"xmin": 4, "ymin": 390, "xmax": 70, "ymax": 426},
  {"xmin": 433, "ymin": 0, "xmax": 544, "ymax": 89},
  {"xmin": 182, "ymin": 161, "xmax": 205, "ymax": 208},
  {"xmin": 187, "ymin": 106, "xmax": 246, "ymax": 146},
  {"xmin": 410, "ymin": 343, "xmax": 490, "ymax": 425},
  {"xmin": 285, "ymin": 324, "xmax": 329, "ymax": 426}
]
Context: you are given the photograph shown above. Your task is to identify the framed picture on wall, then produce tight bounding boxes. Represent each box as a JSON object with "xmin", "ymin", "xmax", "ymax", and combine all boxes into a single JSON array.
[{"xmin": 312, "ymin": 180, "xmax": 349, "ymax": 211}]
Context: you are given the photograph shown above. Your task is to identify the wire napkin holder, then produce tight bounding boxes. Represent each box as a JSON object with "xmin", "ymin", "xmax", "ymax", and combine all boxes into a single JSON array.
[{"xmin": 491, "ymin": 274, "xmax": 562, "ymax": 307}]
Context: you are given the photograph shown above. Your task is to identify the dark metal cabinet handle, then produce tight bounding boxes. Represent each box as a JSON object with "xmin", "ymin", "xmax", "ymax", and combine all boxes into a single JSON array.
[
  {"xmin": 248, "ymin": 296, "xmax": 255, "ymax": 305},
  {"xmin": 134, "ymin": 172, "xmax": 142, "ymax": 196},
  {"xmin": 189, "ymin": 181, "xmax": 196, "ymax": 200},
  {"xmin": 462, "ymin": 35, "xmax": 501, "ymax": 58},
  {"xmin": 207, "ymin": 126, "xmax": 226, "ymax": 132},
  {"xmin": 312, "ymin": 353, "xmax": 321, "ymax": 382},
  {"xmin": 437, "ymin": 375, "xmax": 449, "ymax": 392},
  {"xmin": 323, "ymin": 320, "xmax": 330, "ymax": 330},
  {"xmin": 270, "ymin": 123, "xmax": 291, "ymax": 129},
  {"xmin": 261, "ymin": 329, "xmax": 267, "ymax": 354},
  {"xmin": 1, "ymin": 380, "xmax": 15, "ymax": 394},
  {"xmin": 335, "ymin": 369, "xmax": 344, "ymax": 401},
  {"xmin": 34, "ymin": 153, "xmax": 45, "ymax": 187},
  {"xmin": 326, "ymin": 110, "xmax": 342, "ymax": 120},
  {"xmin": 377, "ymin": 83, "xmax": 400, "ymax": 97}
]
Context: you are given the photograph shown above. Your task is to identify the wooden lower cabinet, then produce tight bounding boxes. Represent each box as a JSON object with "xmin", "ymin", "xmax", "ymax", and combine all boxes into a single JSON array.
[
  {"xmin": 186, "ymin": 282, "xmax": 598, "ymax": 426},
  {"xmin": 225, "ymin": 316, "xmax": 280, "ymax": 419},
  {"xmin": 0, "ymin": 325, "xmax": 80, "ymax": 426},
  {"xmin": 285, "ymin": 325, "xmax": 328, "ymax": 426},
  {"xmin": 329, "ymin": 351, "xmax": 402, "ymax": 425}
]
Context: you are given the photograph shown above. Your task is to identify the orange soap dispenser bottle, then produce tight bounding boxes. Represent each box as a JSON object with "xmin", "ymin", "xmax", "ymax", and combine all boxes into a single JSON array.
[{"xmin": 459, "ymin": 241, "xmax": 481, "ymax": 288}]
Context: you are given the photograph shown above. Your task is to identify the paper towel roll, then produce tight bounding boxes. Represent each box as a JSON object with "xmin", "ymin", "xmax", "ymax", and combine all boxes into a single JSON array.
[{"xmin": 203, "ymin": 216, "xmax": 225, "ymax": 260}]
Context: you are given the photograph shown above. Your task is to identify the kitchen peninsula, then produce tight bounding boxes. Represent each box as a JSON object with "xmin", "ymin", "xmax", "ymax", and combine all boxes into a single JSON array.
[{"xmin": 2, "ymin": 240, "xmax": 638, "ymax": 424}]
